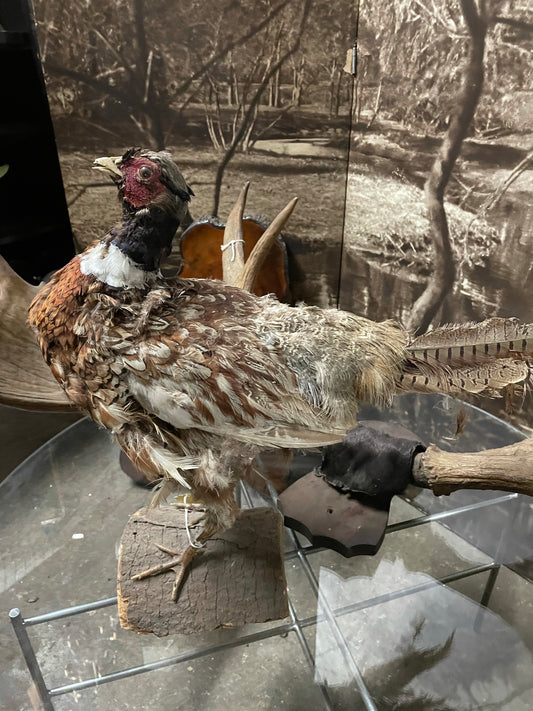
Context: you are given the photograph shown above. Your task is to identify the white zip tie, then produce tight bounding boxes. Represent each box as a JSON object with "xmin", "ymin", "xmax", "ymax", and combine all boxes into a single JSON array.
[
  {"xmin": 184, "ymin": 494, "xmax": 205, "ymax": 549},
  {"xmin": 220, "ymin": 239, "xmax": 245, "ymax": 262}
]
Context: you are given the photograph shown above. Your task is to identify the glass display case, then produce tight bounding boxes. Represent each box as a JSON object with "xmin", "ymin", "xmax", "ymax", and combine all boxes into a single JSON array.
[
  {"xmin": 2, "ymin": 394, "xmax": 532, "ymax": 710},
  {"xmin": 1, "ymin": 0, "xmax": 532, "ymax": 709}
]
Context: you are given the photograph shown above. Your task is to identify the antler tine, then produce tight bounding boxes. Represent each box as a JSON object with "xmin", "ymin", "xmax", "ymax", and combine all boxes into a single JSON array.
[
  {"xmin": 237, "ymin": 197, "xmax": 298, "ymax": 293},
  {"xmin": 222, "ymin": 182, "xmax": 250, "ymax": 286}
]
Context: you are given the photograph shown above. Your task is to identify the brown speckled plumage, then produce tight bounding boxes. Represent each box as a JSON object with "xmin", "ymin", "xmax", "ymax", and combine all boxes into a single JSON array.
[{"xmin": 29, "ymin": 257, "xmax": 408, "ymax": 476}]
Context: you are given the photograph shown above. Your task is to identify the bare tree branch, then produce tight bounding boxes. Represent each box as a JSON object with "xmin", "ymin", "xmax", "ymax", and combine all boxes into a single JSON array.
[
  {"xmin": 495, "ymin": 15, "xmax": 533, "ymax": 33},
  {"xmin": 212, "ymin": 0, "xmax": 313, "ymax": 215},
  {"xmin": 478, "ymin": 147, "xmax": 533, "ymax": 213},
  {"xmin": 175, "ymin": 0, "xmax": 291, "ymax": 102},
  {"xmin": 44, "ymin": 63, "xmax": 135, "ymax": 105}
]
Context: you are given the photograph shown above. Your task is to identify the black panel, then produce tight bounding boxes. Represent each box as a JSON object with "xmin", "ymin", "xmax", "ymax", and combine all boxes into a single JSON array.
[{"xmin": 0, "ymin": 0, "xmax": 74, "ymax": 283}]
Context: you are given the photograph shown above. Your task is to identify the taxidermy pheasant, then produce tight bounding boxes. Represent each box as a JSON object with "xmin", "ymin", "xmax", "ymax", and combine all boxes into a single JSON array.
[{"xmin": 28, "ymin": 148, "xmax": 533, "ymax": 600}]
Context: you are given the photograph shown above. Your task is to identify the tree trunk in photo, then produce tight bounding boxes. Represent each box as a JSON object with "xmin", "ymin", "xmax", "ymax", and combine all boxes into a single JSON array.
[
  {"xmin": 328, "ymin": 58, "xmax": 339, "ymax": 118},
  {"xmin": 241, "ymin": 104, "xmax": 260, "ymax": 154},
  {"xmin": 204, "ymin": 78, "xmax": 227, "ymax": 152},
  {"xmin": 227, "ymin": 52, "xmax": 236, "ymax": 106},
  {"xmin": 333, "ymin": 66, "xmax": 344, "ymax": 118},
  {"xmin": 87, "ymin": 30, "xmax": 99, "ymax": 78},
  {"xmin": 365, "ymin": 77, "xmax": 383, "ymax": 130},
  {"xmin": 406, "ymin": 0, "xmax": 488, "ymax": 335},
  {"xmin": 132, "ymin": 0, "xmax": 165, "ymax": 149},
  {"xmin": 272, "ymin": 31, "xmax": 282, "ymax": 108},
  {"xmin": 233, "ymin": 62, "xmax": 240, "ymax": 108},
  {"xmin": 354, "ymin": 76, "xmax": 362, "ymax": 124},
  {"xmin": 292, "ymin": 56, "xmax": 305, "ymax": 107},
  {"xmin": 268, "ymin": 75, "xmax": 275, "ymax": 107},
  {"xmin": 143, "ymin": 102, "xmax": 165, "ymax": 151},
  {"xmin": 273, "ymin": 67, "xmax": 281, "ymax": 108}
]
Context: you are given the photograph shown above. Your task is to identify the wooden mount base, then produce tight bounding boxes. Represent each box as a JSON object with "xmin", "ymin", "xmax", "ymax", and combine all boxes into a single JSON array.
[{"xmin": 117, "ymin": 505, "xmax": 288, "ymax": 637}]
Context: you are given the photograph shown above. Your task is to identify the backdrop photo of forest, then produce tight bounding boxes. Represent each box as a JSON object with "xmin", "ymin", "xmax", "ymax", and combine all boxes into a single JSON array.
[
  {"xmin": 35, "ymin": 0, "xmax": 533, "ymax": 414},
  {"xmin": 342, "ymin": 0, "xmax": 533, "ymax": 333}
]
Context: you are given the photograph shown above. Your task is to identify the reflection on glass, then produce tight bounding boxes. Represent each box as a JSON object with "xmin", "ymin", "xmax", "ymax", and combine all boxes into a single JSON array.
[{"xmin": 315, "ymin": 561, "xmax": 532, "ymax": 709}]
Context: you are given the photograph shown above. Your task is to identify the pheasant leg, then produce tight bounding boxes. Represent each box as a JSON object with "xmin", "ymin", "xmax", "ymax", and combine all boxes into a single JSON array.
[
  {"xmin": 133, "ymin": 482, "xmax": 240, "ymax": 601},
  {"xmin": 132, "ymin": 540, "xmax": 205, "ymax": 601},
  {"xmin": 131, "ymin": 514, "xmax": 224, "ymax": 601}
]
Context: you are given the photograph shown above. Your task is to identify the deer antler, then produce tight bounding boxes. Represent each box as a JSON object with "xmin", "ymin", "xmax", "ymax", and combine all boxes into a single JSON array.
[
  {"xmin": 237, "ymin": 197, "xmax": 297, "ymax": 293},
  {"xmin": 221, "ymin": 182, "xmax": 249, "ymax": 286},
  {"xmin": 413, "ymin": 437, "xmax": 533, "ymax": 497},
  {"xmin": 0, "ymin": 255, "xmax": 72, "ymax": 410},
  {"xmin": 222, "ymin": 184, "xmax": 296, "ymax": 292}
]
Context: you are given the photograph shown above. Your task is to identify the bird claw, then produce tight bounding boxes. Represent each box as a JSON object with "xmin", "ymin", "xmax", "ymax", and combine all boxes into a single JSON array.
[
  {"xmin": 131, "ymin": 541, "xmax": 201, "ymax": 602},
  {"xmin": 154, "ymin": 542, "xmax": 182, "ymax": 556}
]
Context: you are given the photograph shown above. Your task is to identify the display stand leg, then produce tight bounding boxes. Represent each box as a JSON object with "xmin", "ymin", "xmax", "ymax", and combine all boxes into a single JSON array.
[{"xmin": 9, "ymin": 608, "xmax": 54, "ymax": 711}]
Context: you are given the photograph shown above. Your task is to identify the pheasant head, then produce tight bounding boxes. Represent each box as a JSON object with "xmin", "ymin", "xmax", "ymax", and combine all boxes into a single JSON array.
[{"xmin": 94, "ymin": 147, "xmax": 194, "ymax": 225}]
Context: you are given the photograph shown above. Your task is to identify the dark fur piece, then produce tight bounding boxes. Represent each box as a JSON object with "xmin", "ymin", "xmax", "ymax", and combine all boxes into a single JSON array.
[{"xmin": 321, "ymin": 425, "xmax": 425, "ymax": 498}]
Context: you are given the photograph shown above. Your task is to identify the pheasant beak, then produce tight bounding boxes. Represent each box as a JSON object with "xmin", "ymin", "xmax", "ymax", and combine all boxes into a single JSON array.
[{"xmin": 92, "ymin": 155, "xmax": 123, "ymax": 180}]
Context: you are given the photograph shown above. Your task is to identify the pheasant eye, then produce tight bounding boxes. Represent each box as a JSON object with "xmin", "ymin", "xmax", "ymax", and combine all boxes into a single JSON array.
[{"xmin": 138, "ymin": 165, "xmax": 153, "ymax": 180}]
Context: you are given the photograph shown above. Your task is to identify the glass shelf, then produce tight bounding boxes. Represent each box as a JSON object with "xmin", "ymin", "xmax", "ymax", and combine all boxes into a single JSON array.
[{"xmin": 1, "ymin": 394, "xmax": 532, "ymax": 710}]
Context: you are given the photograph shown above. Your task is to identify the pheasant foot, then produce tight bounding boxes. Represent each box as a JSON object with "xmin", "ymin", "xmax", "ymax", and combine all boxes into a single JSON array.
[
  {"xmin": 132, "ymin": 540, "xmax": 204, "ymax": 601},
  {"xmin": 132, "ymin": 484, "xmax": 238, "ymax": 601}
]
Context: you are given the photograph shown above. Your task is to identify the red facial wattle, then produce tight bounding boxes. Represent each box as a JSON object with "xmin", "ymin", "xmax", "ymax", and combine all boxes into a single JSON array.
[{"xmin": 120, "ymin": 158, "xmax": 165, "ymax": 208}]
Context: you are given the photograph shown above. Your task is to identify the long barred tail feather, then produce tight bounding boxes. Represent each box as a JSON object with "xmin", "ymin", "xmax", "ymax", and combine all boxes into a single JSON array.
[
  {"xmin": 397, "ymin": 318, "xmax": 533, "ymax": 397},
  {"xmin": 408, "ymin": 318, "xmax": 533, "ymax": 361}
]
